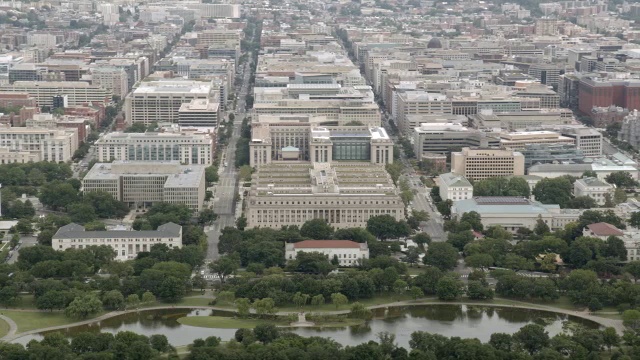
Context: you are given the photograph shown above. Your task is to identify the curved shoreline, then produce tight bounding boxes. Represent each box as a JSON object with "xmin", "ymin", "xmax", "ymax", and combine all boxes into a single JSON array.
[{"xmin": 2, "ymin": 299, "xmax": 625, "ymax": 343}]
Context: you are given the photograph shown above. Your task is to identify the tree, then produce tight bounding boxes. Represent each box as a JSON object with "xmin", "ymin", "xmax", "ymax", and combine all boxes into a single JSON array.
[
  {"xmin": 614, "ymin": 187, "xmax": 628, "ymax": 204},
  {"xmin": 460, "ymin": 211, "xmax": 483, "ymax": 232},
  {"xmin": 102, "ymin": 290, "xmax": 125, "ymax": 310},
  {"xmin": 64, "ymin": 294, "xmax": 103, "ymax": 319},
  {"xmin": 253, "ymin": 324, "xmax": 279, "ymax": 343},
  {"xmin": 436, "ymin": 275, "xmax": 463, "ymax": 300},
  {"xmin": 126, "ymin": 294, "xmax": 140, "ymax": 309},
  {"xmin": 235, "ymin": 298, "xmax": 251, "ymax": 317},
  {"xmin": 624, "ymin": 261, "xmax": 640, "ymax": 282},
  {"xmin": 413, "ymin": 233, "xmax": 431, "ymax": 247},
  {"xmin": 208, "ymin": 256, "xmax": 240, "ymax": 283},
  {"xmin": 622, "ymin": 309, "xmax": 640, "ymax": 330},
  {"xmin": 533, "ymin": 177, "xmax": 573, "ymax": 208},
  {"xmin": 149, "ymin": 334, "xmax": 170, "ymax": 353},
  {"xmin": 14, "ymin": 218, "xmax": 33, "ymax": 234},
  {"xmin": 366, "ymin": 214, "xmax": 410, "ymax": 240},
  {"xmin": 393, "ymin": 279, "xmax": 408, "ymax": 297},
  {"xmin": 605, "ymin": 171, "xmax": 638, "ymax": 188},
  {"xmin": 310, "ymin": 294, "xmax": 325, "ymax": 306},
  {"xmin": 514, "ymin": 324, "xmax": 549, "ymax": 354},
  {"xmin": 423, "ymin": 242, "xmax": 458, "ymax": 271},
  {"xmin": 334, "ymin": 228, "xmax": 376, "ymax": 243},
  {"xmin": 253, "ymin": 298, "xmax": 276, "ymax": 315},
  {"xmin": 473, "ymin": 177, "xmax": 530, "ymax": 197},
  {"xmin": 602, "ymin": 327, "xmax": 619, "ymax": 352},
  {"xmin": 235, "ymin": 215, "xmax": 247, "ymax": 230},
  {"xmin": 158, "ymin": 276, "xmax": 186, "ymax": 302},
  {"xmin": 534, "ymin": 218, "xmax": 550, "ymax": 236},
  {"xmin": 404, "ymin": 247, "xmax": 421, "ymax": 267},
  {"xmin": 36, "ymin": 290, "xmax": 66, "ymax": 311},
  {"xmin": 436, "ymin": 200, "xmax": 453, "ymax": 218},
  {"xmin": 349, "ymin": 302, "xmax": 372, "ymax": 319},
  {"xmin": 331, "ymin": 292, "xmax": 348, "ymax": 309},
  {"xmin": 630, "ymin": 211, "xmax": 640, "ymax": 228},
  {"xmin": 68, "ymin": 202, "xmax": 97, "ymax": 224},
  {"xmin": 84, "ymin": 221, "xmax": 106, "ymax": 231},
  {"xmin": 39, "ymin": 181, "xmax": 79, "ymax": 210},
  {"xmin": 465, "ymin": 253, "xmax": 494, "ymax": 269},
  {"xmin": 141, "ymin": 291, "xmax": 156, "ymax": 304},
  {"xmin": 300, "ymin": 219, "xmax": 333, "ymax": 240},
  {"xmin": 288, "ymin": 251, "xmax": 335, "ymax": 275},
  {"xmin": 566, "ymin": 196, "xmax": 597, "ymax": 209},
  {"xmin": 198, "ymin": 208, "xmax": 217, "ymax": 225},
  {"xmin": 602, "ymin": 236, "xmax": 627, "ymax": 260},
  {"xmin": 205, "ymin": 166, "xmax": 219, "ymax": 183},
  {"xmin": 467, "ymin": 280, "xmax": 494, "ymax": 300}
]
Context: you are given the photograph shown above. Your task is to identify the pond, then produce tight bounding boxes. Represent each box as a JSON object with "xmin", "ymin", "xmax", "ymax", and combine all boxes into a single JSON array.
[{"xmin": 13, "ymin": 305, "xmax": 601, "ymax": 348}]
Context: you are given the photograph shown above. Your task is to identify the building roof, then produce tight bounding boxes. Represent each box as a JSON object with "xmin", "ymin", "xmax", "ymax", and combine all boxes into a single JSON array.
[
  {"xmin": 439, "ymin": 172, "xmax": 472, "ymax": 188},
  {"xmin": 576, "ymin": 177, "xmax": 612, "ymax": 187},
  {"xmin": 453, "ymin": 196, "xmax": 560, "ymax": 215},
  {"xmin": 53, "ymin": 222, "xmax": 182, "ymax": 240},
  {"xmin": 292, "ymin": 240, "xmax": 362, "ymax": 249},
  {"xmin": 586, "ymin": 222, "xmax": 624, "ymax": 237}
]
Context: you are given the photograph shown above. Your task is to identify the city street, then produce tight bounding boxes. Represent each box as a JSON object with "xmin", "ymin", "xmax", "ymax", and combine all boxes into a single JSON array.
[{"xmin": 205, "ymin": 49, "xmax": 254, "ymax": 261}]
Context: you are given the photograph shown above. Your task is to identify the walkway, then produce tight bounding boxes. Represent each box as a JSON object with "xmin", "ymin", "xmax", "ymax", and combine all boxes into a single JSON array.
[{"xmin": 0, "ymin": 315, "xmax": 17, "ymax": 339}]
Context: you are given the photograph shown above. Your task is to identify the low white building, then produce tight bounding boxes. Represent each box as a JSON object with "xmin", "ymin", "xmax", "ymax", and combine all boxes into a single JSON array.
[
  {"xmin": 573, "ymin": 177, "xmax": 615, "ymax": 205},
  {"xmin": 52, "ymin": 222, "xmax": 182, "ymax": 261},
  {"xmin": 285, "ymin": 240, "xmax": 369, "ymax": 267},
  {"xmin": 438, "ymin": 172, "xmax": 473, "ymax": 201},
  {"xmin": 583, "ymin": 222, "xmax": 624, "ymax": 240}
]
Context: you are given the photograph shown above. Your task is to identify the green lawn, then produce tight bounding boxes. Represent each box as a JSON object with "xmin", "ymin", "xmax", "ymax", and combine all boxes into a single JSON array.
[
  {"xmin": 2, "ymin": 310, "xmax": 105, "ymax": 333},
  {"xmin": 0, "ymin": 317, "xmax": 9, "ymax": 338}
]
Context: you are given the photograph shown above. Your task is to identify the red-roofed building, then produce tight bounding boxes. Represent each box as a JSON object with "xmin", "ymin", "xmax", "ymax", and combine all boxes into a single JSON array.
[
  {"xmin": 583, "ymin": 222, "xmax": 624, "ymax": 240},
  {"xmin": 285, "ymin": 240, "xmax": 369, "ymax": 267}
]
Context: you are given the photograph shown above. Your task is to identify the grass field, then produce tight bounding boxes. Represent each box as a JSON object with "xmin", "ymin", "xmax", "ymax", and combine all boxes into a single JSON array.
[
  {"xmin": 0, "ymin": 317, "xmax": 9, "ymax": 338},
  {"xmin": 2, "ymin": 310, "xmax": 105, "ymax": 333}
]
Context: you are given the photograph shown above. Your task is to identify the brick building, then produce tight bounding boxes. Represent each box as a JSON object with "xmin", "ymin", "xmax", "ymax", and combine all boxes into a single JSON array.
[{"xmin": 578, "ymin": 77, "xmax": 640, "ymax": 115}]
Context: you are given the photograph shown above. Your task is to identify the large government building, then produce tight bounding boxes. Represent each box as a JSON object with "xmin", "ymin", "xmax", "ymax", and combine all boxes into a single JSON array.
[
  {"xmin": 52, "ymin": 222, "xmax": 183, "ymax": 261},
  {"xmin": 82, "ymin": 161, "xmax": 206, "ymax": 211},
  {"xmin": 245, "ymin": 162, "xmax": 404, "ymax": 229},
  {"xmin": 95, "ymin": 130, "xmax": 215, "ymax": 165},
  {"xmin": 249, "ymin": 114, "xmax": 393, "ymax": 167}
]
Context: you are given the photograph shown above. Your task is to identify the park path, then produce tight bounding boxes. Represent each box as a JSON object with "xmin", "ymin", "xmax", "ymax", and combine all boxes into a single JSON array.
[
  {"xmin": 0, "ymin": 299, "xmax": 626, "ymax": 343},
  {"xmin": 0, "ymin": 314, "xmax": 17, "ymax": 339}
]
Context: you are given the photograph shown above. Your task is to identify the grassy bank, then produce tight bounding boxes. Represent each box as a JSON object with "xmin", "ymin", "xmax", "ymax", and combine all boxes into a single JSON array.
[
  {"xmin": 0, "ymin": 317, "xmax": 9, "ymax": 337},
  {"xmin": 0, "ymin": 310, "xmax": 107, "ymax": 333},
  {"xmin": 177, "ymin": 315, "xmax": 365, "ymax": 329}
]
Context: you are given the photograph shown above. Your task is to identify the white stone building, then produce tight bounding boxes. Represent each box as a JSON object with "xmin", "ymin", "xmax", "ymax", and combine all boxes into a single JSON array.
[
  {"xmin": 82, "ymin": 161, "xmax": 206, "ymax": 211},
  {"xmin": 0, "ymin": 125, "xmax": 78, "ymax": 162},
  {"xmin": 285, "ymin": 240, "xmax": 369, "ymax": 267},
  {"xmin": 52, "ymin": 223, "xmax": 182, "ymax": 261},
  {"xmin": 573, "ymin": 177, "xmax": 615, "ymax": 205},
  {"xmin": 95, "ymin": 130, "xmax": 214, "ymax": 165},
  {"xmin": 438, "ymin": 172, "xmax": 473, "ymax": 201}
]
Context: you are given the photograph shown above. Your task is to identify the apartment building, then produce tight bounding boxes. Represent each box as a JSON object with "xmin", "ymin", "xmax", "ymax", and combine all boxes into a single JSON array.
[
  {"xmin": 95, "ymin": 130, "xmax": 214, "ymax": 165},
  {"xmin": 0, "ymin": 124, "xmax": 78, "ymax": 162},
  {"xmin": 573, "ymin": 177, "xmax": 615, "ymax": 205},
  {"xmin": 396, "ymin": 92, "xmax": 452, "ymax": 135},
  {"xmin": 249, "ymin": 115, "xmax": 393, "ymax": 167},
  {"xmin": 285, "ymin": 240, "xmax": 369, "ymax": 267},
  {"xmin": 500, "ymin": 131, "xmax": 575, "ymax": 150},
  {"xmin": 412, "ymin": 122, "xmax": 500, "ymax": 156},
  {"xmin": 52, "ymin": 222, "xmax": 182, "ymax": 261},
  {"xmin": 197, "ymin": 29, "xmax": 242, "ymax": 48},
  {"xmin": 178, "ymin": 99, "xmax": 219, "ymax": 127},
  {"xmin": 0, "ymin": 81, "xmax": 111, "ymax": 107},
  {"xmin": 451, "ymin": 147, "xmax": 525, "ymax": 180},
  {"xmin": 124, "ymin": 80, "xmax": 214, "ymax": 125},
  {"xmin": 82, "ymin": 161, "xmax": 205, "ymax": 211},
  {"xmin": 184, "ymin": 3, "xmax": 240, "ymax": 18},
  {"xmin": 245, "ymin": 162, "xmax": 404, "ymax": 229}
]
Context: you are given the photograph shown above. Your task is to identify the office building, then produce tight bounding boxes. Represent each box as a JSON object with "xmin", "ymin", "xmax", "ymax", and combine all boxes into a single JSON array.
[
  {"xmin": 0, "ymin": 124, "xmax": 78, "ymax": 162},
  {"xmin": 520, "ymin": 144, "xmax": 585, "ymax": 168},
  {"xmin": 178, "ymin": 99, "xmax": 219, "ymax": 127},
  {"xmin": 560, "ymin": 127, "xmax": 602, "ymax": 156},
  {"xmin": 500, "ymin": 131, "xmax": 575, "ymax": 150},
  {"xmin": 0, "ymin": 147, "xmax": 39, "ymax": 164},
  {"xmin": 285, "ymin": 240, "xmax": 369, "ymax": 267},
  {"xmin": 396, "ymin": 92, "xmax": 452, "ymax": 135},
  {"xmin": 451, "ymin": 147, "xmax": 525, "ymax": 181},
  {"xmin": 438, "ymin": 173, "xmax": 473, "ymax": 201},
  {"xmin": 413, "ymin": 123, "xmax": 500, "ymax": 156},
  {"xmin": 578, "ymin": 77, "xmax": 640, "ymax": 115},
  {"xmin": 574, "ymin": 177, "xmax": 615, "ymax": 205},
  {"xmin": 451, "ymin": 196, "xmax": 581, "ymax": 232},
  {"xmin": 91, "ymin": 67, "xmax": 130, "ymax": 98},
  {"xmin": 252, "ymin": 100, "xmax": 381, "ymax": 127},
  {"xmin": 82, "ymin": 161, "xmax": 206, "ymax": 211},
  {"xmin": 245, "ymin": 162, "xmax": 404, "ymax": 229},
  {"xmin": 52, "ymin": 223, "xmax": 182, "ymax": 261},
  {"xmin": 0, "ymin": 81, "xmax": 111, "ymax": 107},
  {"xmin": 619, "ymin": 110, "xmax": 640, "ymax": 149},
  {"xmin": 249, "ymin": 117, "xmax": 393, "ymax": 167},
  {"xmin": 95, "ymin": 130, "xmax": 214, "ymax": 165},
  {"xmin": 125, "ymin": 80, "xmax": 214, "ymax": 125}
]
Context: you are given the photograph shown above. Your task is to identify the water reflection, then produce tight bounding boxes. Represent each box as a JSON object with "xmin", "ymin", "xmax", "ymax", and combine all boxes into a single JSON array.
[{"xmin": 13, "ymin": 305, "xmax": 600, "ymax": 348}]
